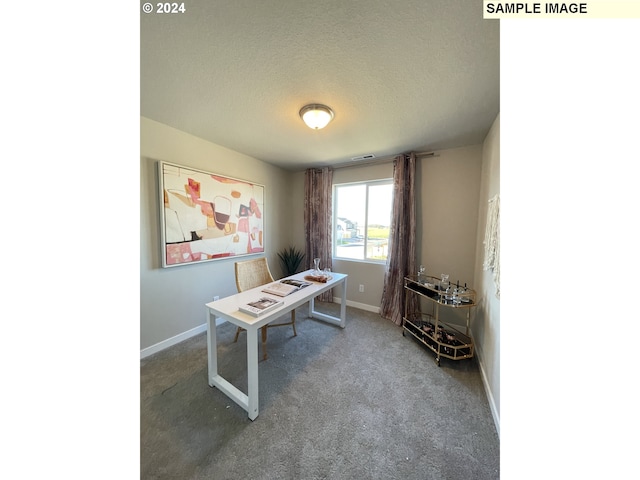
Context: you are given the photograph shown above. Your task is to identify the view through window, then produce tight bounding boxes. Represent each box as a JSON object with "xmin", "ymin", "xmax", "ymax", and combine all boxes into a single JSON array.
[{"xmin": 333, "ymin": 180, "xmax": 393, "ymax": 262}]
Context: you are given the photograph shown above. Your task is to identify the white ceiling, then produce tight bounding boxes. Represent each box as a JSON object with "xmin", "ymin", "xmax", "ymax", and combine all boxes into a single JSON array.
[{"xmin": 141, "ymin": 1, "xmax": 499, "ymax": 171}]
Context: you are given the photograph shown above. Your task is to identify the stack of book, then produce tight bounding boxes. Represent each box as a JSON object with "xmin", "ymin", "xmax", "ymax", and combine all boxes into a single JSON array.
[{"xmin": 239, "ymin": 297, "xmax": 283, "ymax": 317}]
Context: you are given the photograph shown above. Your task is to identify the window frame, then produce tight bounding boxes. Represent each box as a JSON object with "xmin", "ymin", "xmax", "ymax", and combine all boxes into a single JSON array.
[{"xmin": 332, "ymin": 179, "xmax": 393, "ymax": 264}]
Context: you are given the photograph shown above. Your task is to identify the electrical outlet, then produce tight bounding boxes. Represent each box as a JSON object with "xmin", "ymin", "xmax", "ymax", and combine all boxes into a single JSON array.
[
  {"xmin": 213, "ymin": 296, "xmax": 220, "ymax": 301},
  {"xmin": 359, "ymin": 284, "xmax": 364, "ymax": 293}
]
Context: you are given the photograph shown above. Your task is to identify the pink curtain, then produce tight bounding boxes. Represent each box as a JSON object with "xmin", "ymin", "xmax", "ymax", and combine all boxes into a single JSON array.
[
  {"xmin": 304, "ymin": 167, "xmax": 333, "ymax": 302},
  {"xmin": 380, "ymin": 153, "xmax": 417, "ymax": 325}
]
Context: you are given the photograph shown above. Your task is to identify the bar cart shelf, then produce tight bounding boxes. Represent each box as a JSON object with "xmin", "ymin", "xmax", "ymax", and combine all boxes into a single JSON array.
[{"xmin": 402, "ymin": 275, "xmax": 476, "ymax": 366}]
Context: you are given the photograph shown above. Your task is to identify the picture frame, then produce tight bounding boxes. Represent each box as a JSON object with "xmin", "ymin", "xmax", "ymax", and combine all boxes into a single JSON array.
[{"xmin": 158, "ymin": 161, "xmax": 265, "ymax": 267}]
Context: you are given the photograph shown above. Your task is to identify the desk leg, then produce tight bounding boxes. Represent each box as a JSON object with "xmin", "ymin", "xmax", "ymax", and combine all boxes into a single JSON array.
[
  {"xmin": 339, "ymin": 277, "xmax": 347, "ymax": 327},
  {"xmin": 308, "ymin": 278, "xmax": 347, "ymax": 328},
  {"xmin": 206, "ymin": 310, "xmax": 218, "ymax": 385},
  {"xmin": 206, "ymin": 309, "xmax": 254, "ymax": 419},
  {"xmin": 246, "ymin": 327, "xmax": 260, "ymax": 420}
]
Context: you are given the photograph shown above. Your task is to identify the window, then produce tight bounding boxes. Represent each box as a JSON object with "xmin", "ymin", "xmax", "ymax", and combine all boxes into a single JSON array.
[{"xmin": 333, "ymin": 180, "xmax": 393, "ymax": 262}]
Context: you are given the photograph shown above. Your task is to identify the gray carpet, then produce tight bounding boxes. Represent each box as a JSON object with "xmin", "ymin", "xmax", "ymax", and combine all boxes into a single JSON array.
[{"xmin": 141, "ymin": 303, "xmax": 500, "ymax": 479}]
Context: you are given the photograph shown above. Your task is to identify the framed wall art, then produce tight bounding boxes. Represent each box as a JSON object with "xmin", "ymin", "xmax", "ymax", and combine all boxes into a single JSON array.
[{"xmin": 158, "ymin": 161, "xmax": 265, "ymax": 267}]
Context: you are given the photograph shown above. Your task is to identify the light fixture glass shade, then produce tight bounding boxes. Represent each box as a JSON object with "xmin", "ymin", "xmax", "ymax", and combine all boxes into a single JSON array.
[{"xmin": 299, "ymin": 104, "xmax": 334, "ymax": 130}]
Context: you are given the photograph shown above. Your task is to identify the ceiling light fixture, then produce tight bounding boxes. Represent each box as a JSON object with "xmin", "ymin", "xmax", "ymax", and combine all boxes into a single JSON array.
[{"xmin": 299, "ymin": 104, "xmax": 334, "ymax": 130}]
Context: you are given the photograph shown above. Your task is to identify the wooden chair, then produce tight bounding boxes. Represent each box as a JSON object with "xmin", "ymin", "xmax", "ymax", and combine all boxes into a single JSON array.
[{"xmin": 233, "ymin": 257, "xmax": 297, "ymax": 360}]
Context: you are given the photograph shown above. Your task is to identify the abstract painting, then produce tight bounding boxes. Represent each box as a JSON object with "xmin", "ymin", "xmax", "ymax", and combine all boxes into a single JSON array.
[{"xmin": 158, "ymin": 161, "xmax": 265, "ymax": 267}]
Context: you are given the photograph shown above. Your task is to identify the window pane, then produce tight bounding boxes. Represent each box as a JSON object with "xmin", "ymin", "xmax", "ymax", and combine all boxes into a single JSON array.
[
  {"xmin": 333, "ymin": 180, "xmax": 392, "ymax": 262},
  {"xmin": 366, "ymin": 183, "xmax": 392, "ymax": 260},
  {"xmin": 335, "ymin": 184, "xmax": 365, "ymax": 259}
]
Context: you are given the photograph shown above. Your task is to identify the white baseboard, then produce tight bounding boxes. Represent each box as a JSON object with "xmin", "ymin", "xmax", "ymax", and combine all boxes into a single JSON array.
[
  {"xmin": 140, "ymin": 318, "xmax": 225, "ymax": 359},
  {"xmin": 475, "ymin": 344, "xmax": 500, "ymax": 438},
  {"xmin": 333, "ymin": 296, "xmax": 380, "ymax": 314},
  {"xmin": 140, "ymin": 299, "xmax": 380, "ymax": 359}
]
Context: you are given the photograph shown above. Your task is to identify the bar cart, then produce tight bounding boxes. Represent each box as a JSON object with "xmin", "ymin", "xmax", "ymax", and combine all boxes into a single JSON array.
[{"xmin": 402, "ymin": 275, "xmax": 476, "ymax": 366}]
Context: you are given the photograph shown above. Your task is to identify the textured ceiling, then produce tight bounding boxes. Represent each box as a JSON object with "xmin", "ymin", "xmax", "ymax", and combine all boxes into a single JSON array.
[{"xmin": 141, "ymin": 1, "xmax": 499, "ymax": 171}]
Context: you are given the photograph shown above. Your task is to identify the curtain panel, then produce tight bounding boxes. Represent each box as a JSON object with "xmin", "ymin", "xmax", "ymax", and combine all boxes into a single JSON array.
[
  {"xmin": 304, "ymin": 167, "xmax": 333, "ymax": 302},
  {"xmin": 380, "ymin": 153, "xmax": 417, "ymax": 325}
]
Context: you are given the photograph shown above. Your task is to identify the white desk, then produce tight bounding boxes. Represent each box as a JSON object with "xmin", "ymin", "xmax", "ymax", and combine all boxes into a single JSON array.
[{"xmin": 205, "ymin": 270, "xmax": 348, "ymax": 420}]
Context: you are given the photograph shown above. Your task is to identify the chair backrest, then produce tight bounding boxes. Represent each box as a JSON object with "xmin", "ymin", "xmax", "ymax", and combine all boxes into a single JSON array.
[{"xmin": 234, "ymin": 257, "xmax": 275, "ymax": 292}]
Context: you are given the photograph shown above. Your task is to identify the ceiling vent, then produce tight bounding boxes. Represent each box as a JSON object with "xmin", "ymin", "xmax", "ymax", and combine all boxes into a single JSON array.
[{"xmin": 351, "ymin": 154, "xmax": 376, "ymax": 161}]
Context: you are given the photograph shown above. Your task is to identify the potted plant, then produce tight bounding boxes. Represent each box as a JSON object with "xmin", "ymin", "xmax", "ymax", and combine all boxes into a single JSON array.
[{"xmin": 277, "ymin": 246, "xmax": 305, "ymax": 276}]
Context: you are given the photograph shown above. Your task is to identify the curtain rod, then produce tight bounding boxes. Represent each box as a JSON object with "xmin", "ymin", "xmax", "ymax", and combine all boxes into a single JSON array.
[{"xmin": 333, "ymin": 151, "xmax": 437, "ymax": 170}]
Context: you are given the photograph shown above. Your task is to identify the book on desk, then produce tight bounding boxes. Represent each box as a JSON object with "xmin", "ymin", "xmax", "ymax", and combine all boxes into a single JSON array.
[
  {"xmin": 238, "ymin": 297, "xmax": 284, "ymax": 317},
  {"xmin": 261, "ymin": 279, "xmax": 311, "ymax": 297}
]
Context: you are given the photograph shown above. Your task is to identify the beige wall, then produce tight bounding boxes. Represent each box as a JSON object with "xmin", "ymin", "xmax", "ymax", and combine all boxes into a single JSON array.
[
  {"xmin": 296, "ymin": 148, "xmax": 484, "ymax": 315},
  {"xmin": 473, "ymin": 113, "xmax": 501, "ymax": 435},
  {"xmin": 140, "ymin": 117, "xmax": 294, "ymax": 352},
  {"xmin": 141, "ymin": 124, "xmax": 488, "ymax": 345},
  {"xmin": 416, "ymin": 146, "xmax": 483, "ymax": 325}
]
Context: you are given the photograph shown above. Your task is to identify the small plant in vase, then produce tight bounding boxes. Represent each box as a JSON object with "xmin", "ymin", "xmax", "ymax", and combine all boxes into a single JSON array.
[{"xmin": 277, "ymin": 246, "xmax": 305, "ymax": 277}]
